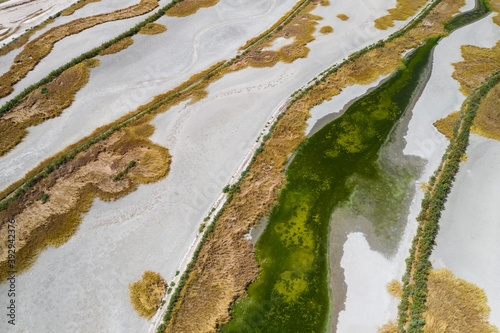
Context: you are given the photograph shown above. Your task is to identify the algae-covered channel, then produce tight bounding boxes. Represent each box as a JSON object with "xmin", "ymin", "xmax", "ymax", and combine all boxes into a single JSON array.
[{"xmin": 222, "ymin": 38, "xmax": 439, "ymax": 332}]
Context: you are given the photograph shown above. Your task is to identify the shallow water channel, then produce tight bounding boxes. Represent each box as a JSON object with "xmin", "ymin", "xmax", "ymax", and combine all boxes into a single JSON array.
[{"xmin": 222, "ymin": 39, "xmax": 439, "ymax": 333}]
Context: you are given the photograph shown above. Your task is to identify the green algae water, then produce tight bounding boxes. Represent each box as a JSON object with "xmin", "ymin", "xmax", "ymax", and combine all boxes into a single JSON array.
[{"xmin": 221, "ymin": 39, "xmax": 439, "ymax": 333}]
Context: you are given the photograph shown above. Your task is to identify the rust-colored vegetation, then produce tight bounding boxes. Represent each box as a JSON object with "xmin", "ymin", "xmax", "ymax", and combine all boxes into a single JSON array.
[
  {"xmin": 139, "ymin": 22, "xmax": 167, "ymax": 35},
  {"xmin": 0, "ymin": 0, "xmax": 159, "ymax": 98},
  {"xmin": 374, "ymin": 0, "xmax": 428, "ymax": 30},
  {"xmin": 165, "ymin": 0, "xmax": 219, "ymax": 17},
  {"xmin": 129, "ymin": 271, "xmax": 167, "ymax": 319},
  {"xmin": 0, "ymin": 59, "xmax": 99, "ymax": 157},
  {"xmin": 0, "ymin": 114, "xmax": 171, "ymax": 282}
]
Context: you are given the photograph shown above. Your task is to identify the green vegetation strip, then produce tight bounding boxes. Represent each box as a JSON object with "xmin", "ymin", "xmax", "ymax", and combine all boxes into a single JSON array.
[
  {"xmin": 396, "ymin": 2, "xmax": 494, "ymax": 332},
  {"xmin": 397, "ymin": 70, "xmax": 500, "ymax": 333},
  {"xmin": 113, "ymin": 160, "xmax": 136, "ymax": 181}
]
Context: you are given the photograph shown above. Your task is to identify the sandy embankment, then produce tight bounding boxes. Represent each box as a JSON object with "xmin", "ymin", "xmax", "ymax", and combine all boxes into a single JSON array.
[{"xmin": 334, "ymin": 10, "xmax": 500, "ymax": 333}]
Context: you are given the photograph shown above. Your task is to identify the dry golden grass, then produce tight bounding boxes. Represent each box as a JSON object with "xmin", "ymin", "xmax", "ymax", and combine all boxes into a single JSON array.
[
  {"xmin": 0, "ymin": 116, "xmax": 171, "ymax": 283},
  {"xmin": 435, "ymin": 41, "xmax": 500, "ymax": 141},
  {"xmin": 472, "ymin": 84, "xmax": 500, "ymax": 140},
  {"xmin": 320, "ymin": 25, "xmax": 334, "ymax": 34},
  {"xmin": 374, "ymin": 0, "xmax": 428, "ymax": 30},
  {"xmin": 424, "ymin": 268, "xmax": 498, "ymax": 333},
  {"xmin": 0, "ymin": 0, "xmax": 159, "ymax": 98},
  {"xmin": 233, "ymin": 3, "xmax": 320, "ymax": 68},
  {"xmin": 161, "ymin": 1, "xmax": 467, "ymax": 332},
  {"xmin": 99, "ymin": 37, "xmax": 134, "ymax": 55},
  {"xmin": 165, "ymin": 0, "xmax": 219, "ymax": 17},
  {"xmin": 0, "ymin": 0, "xmax": 466, "ymax": 327},
  {"xmin": 434, "ymin": 111, "xmax": 460, "ymax": 140},
  {"xmin": 0, "ymin": 18, "xmax": 54, "ymax": 57},
  {"xmin": 129, "ymin": 271, "xmax": 167, "ymax": 319},
  {"xmin": 491, "ymin": 0, "xmax": 500, "ymax": 26},
  {"xmin": 320, "ymin": 0, "xmax": 330, "ymax": 6},
  {"xmin": 380, "ymin": 269, "xmax": 498, "ymax": 333},
  {"xmin": 139, "ymin": 22, "xmax": 167, "ymax": 35},
  {"xmin": 387, "ymin": 279, "xmax": 403, "ymax": 299},
  {"xmin": 452, "ymin": 41, "xmax": 500, "ymax": 96},
  {"xmin": 0, "ymin": 59, "xmax": 99, "ymax": 157},
  {"xmin": 61, "ymin": 0, "xmax": 101, "ymax": 16},
  {"xmin": 378, "ymin": 321, "xmax": 399, "ymax": 333},
  {"xmin": 337, "ymin": 13, "xmax": 349, "ymax": 21}
]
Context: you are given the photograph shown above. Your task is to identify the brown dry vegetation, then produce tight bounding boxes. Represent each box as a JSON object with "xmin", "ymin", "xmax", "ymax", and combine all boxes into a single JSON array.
[
  {"xmin": 337, "ymin": 13, "xmax": 349, "ymax": 21},
  {"xmin": 452, "ymin": 41, "xmax": 500, "ymax": 96},
  {"xmin": 160, "ymin": 1, "xmax": 467, "ymax": 332},
  {"xmin": 165, "ymin": 0, "xmax": 219, "ymax": 17},
  {"xmin": 380, "ymin": 269, "xmax": 498, "ymax": 333},
  {"xmin": 320, "ymin": 25, "xmax": 334, "ymax": 34},
  {"xmin": 129, "ymin": 271, "xmax": 167, "ymax": 319},
  {"xmin": 435, "ymin": 40, "xmax": 500, "ymax": 141},
  {"xmin": 232, "ymin": 3, "xmax": 321, "ymax": 68},
  {"xmin": 375, "ymin": 0, "xmax": 428, "ymax": 30},
  {"xmin": 139, "ymin": 22, "xmax": 167, "ymax": 35},
  {"xmin": 491, "ymin": 0, "xmax": 500, "ymax": 26},
  {"xmin": 424, "ymin": 269, "xmax": 498, "ymax": 333},
  {"xmin": 0, "ymin": 18, "xmax": 55, "ymax": 57},
  {"xmin": 0, "ymin": 0, "xmax": 159, "ymax": 98},
  {"xmin": 0, "ymin": 114, "xmax": 171, "ymax": 282},
  {"xmin": 0, "ymin": 59, "xmax": 99, "ymax": 157},
  {"xmin": 387, "ymin": 279, "xmax": 403, "ymax": 299},
  {"xmin": 434, "ymin": 111, "xmax": 460, "ymax": 140},
  {"xmin": 61, "ymin": 0, "xmax": 102, "ymax": 16},
  {"xmin": 435, "ymin": 84, "xmax": 500, "ymax": 141},
  {"xmin": 99, "ymin": 37, "xmax": 134, "ymax": 55},
  {"xmin": 320, "ymin": 0, "xmax": 330, "ymax": 6}
]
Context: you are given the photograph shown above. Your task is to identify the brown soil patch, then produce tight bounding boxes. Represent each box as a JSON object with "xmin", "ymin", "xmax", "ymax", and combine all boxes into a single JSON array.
[
  {"xmin": 165, "ymin": 0, "xmax": 219, "ymax": 17},
  {"xmin": 337, "ymin": 13, "xmax": 349, "ymax": 21},
  {"xmin": 0, "ymin": 0, "xmax": 159, "ymax": 98},
  {"xmin": 139, "ymin": 22, "xmax": 167, "ymax": 35},
  {"xmin": 61, "ymin": 0, "xmax": 102, "ymax": 16},
  {"xmin": 129, "ymin": 271, "xmax": 167, "ymax": 319},
  {"xmin": 0, "ymin": 59, "xmax": 99, "ymax": 157},
  {"xmin": 374, "ymin": 0, "xmax": 428, "ymax": 30},
  {"xmin": 0, "ymin": 115, "xmax": 171, "ymax": 282},
  {"xmin": 160, "ymin": 1, "xmax": 466, "ymax": 332},
  {"xmin": 319, "ymin": 25, "xmax": 334, "ymax": 34},
  {"xmin": 99, "ymin": 37, "xmax": 134, "ymax": 55},
  {"xmin": 379, "ymin": 269, "xmax": 498, "ymax": 333}
]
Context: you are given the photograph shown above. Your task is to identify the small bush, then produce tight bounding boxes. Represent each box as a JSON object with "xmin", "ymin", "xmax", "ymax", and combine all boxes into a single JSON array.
[
  {"xmin": 41, "ymin": 193, "xmax": 50, "ymax": 203},
  {"xmin": 41, "ymin": 87, "xmax": 48, "ymax": 94}
]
